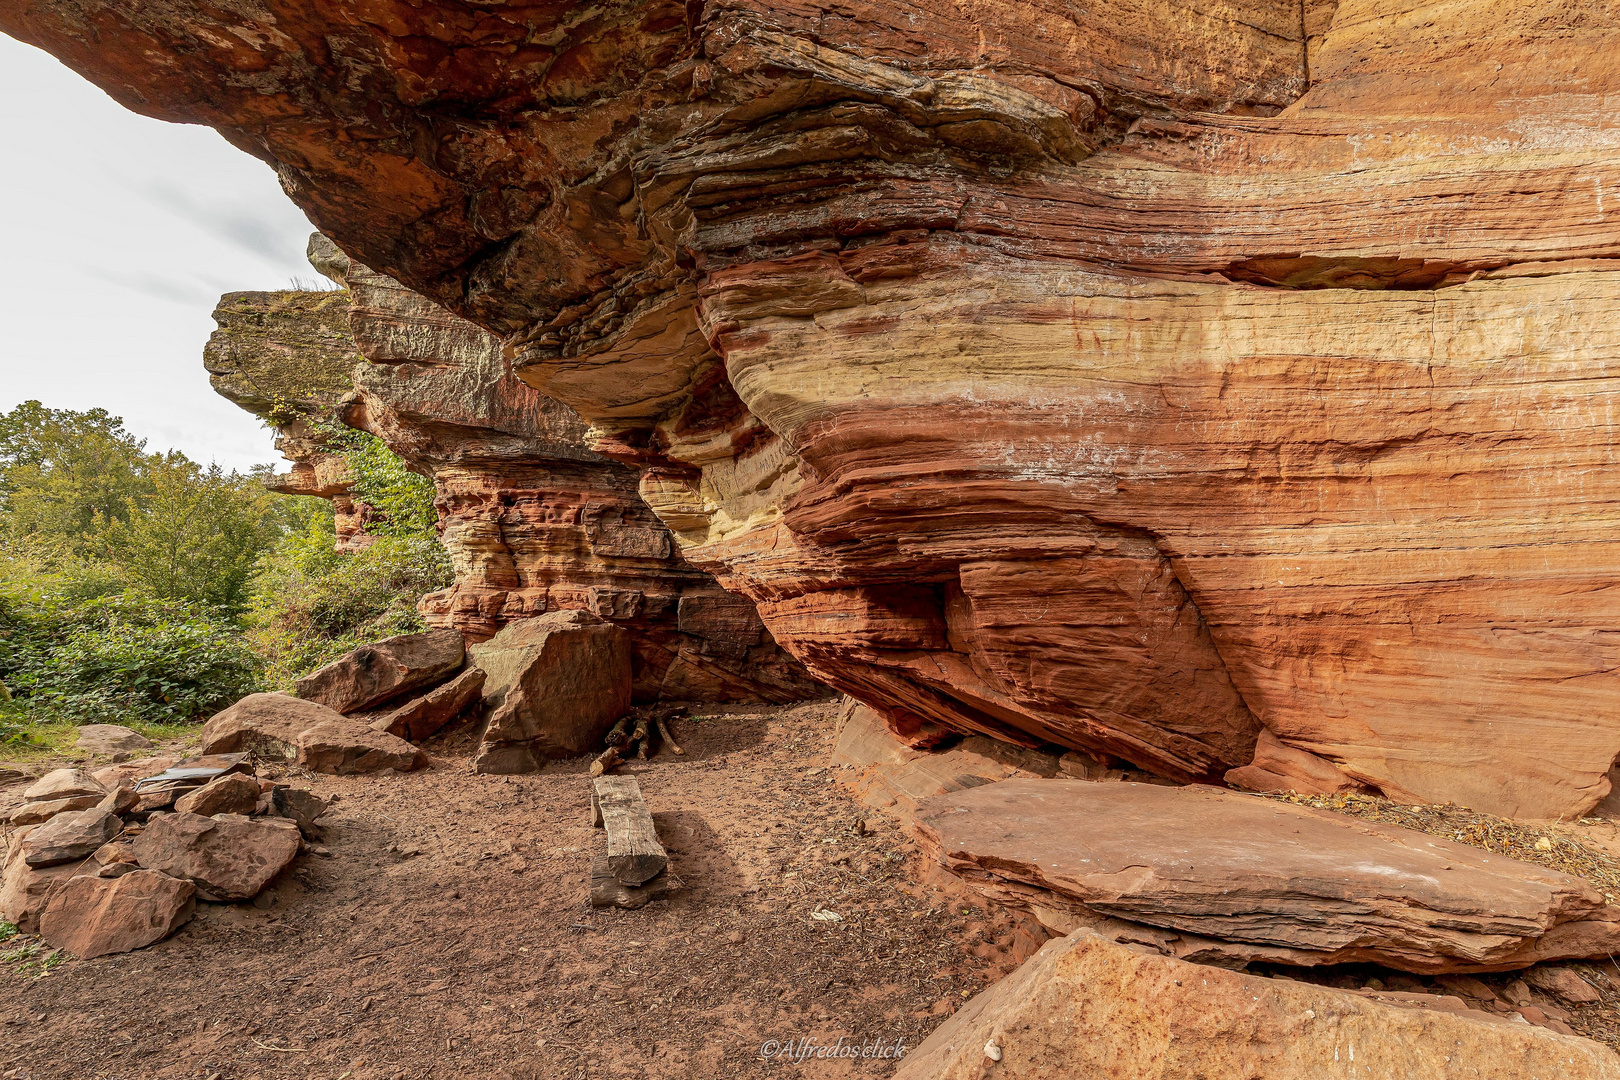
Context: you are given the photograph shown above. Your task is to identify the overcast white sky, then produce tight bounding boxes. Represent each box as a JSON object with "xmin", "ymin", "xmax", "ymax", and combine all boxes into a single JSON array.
[{"xmin": 0, "ymin": 33, "xmax": 324, "ymax": 473}]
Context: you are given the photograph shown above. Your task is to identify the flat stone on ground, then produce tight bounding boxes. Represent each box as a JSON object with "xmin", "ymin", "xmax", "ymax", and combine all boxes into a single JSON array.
[
  {"xmin": 173, "ymin": 773, "xmax": 261, "ymax": 817},
  {"xmin": 915, "ymin": 779, "xmax": 1620, "ymax": 973},
  {"xmin": 73, "ymin": 724, "xmax": 154, "ymax": 756}
]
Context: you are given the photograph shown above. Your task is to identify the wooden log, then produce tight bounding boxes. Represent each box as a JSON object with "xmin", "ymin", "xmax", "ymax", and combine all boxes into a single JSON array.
[
  {"xmin": 590, "ymin": 745, "xmax": 622, "ymax": 777},
  {"xmin": 591, "ymin": 775, "xmax": 667, "ymax": 884},
  {"xmin": 655, "ymin": 714, "xmax": 684, "ymax": 755},
  {"xmin": 589, "ymin": 854, "xmax": 678, "ymax": 909}
]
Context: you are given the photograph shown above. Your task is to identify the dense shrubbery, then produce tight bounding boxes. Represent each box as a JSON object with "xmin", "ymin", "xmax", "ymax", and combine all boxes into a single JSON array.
[
  {"xmin": 246, "ymin": 509, "xmax": 451, "ymax": 690},
  {"xmin": 0, "ymin": 400, "xmax": 450, "ymax": 740}
]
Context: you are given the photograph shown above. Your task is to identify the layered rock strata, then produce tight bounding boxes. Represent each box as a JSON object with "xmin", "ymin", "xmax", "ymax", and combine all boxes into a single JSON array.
[
  {"xmin": 14, "ymin": 0, "xmax": 1620, "ymax": 815},
  {"xmin": 206, "ymin": 249, "xmax": 820, "ymax": 704},
  {"xmin": 203, "ymin": 288, "xmax": 375, "ymax": 551}
]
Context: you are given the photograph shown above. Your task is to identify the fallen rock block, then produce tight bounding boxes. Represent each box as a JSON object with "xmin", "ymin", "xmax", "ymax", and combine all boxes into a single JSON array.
[
  {"xmin": 130, "ymin": 812, "xmax": 301, "ymax": 901},
  {"xmin": 7, "ymin": 794, "xmax": 105, "ymax": 826},
  {"xmin": 73, "ymin": 724, "xmax": 153, "ymax": 756},
  {"xmin": 270, "ymin": 787, "xmax": 331, "ymax": 839},
  {"xmin": 200, "ymin": 694, "xmax": 425, "ymax": 774},
  {"xmin": 372, "ymin": 666, "xmax": 485, "ymax": 742},
  {"xmin": 20, "ymin": 809, "xmax": 122, "ymax": 868},
  {"xmin": 0, "ymin": 827, "xmax": 79, "ymax": 933},
  {"xmin": 916, "ymin": 779, "xmax": 1620, "ymax": 973},
  {"xmin": 295, "ymin": 627, "xmax": 465, "ymax": 713},
  {"xmin": 896, "ymin": 931, "xmax": 1620, "ymax": 1080},
  {"xmin": 92, "ymin": 841, "xmax": 141, "ymax": 879},
  {"xmin": 174, "ymin": 773, "xmax": 261, "ymax": 817},
  {"xmin": 10, "ymin": 767, "xmax": 110, "ymax": 825},
  {"xmin": 470, "ymin": 611, "xmax": 631, "ymax": 771},
  {"xmin": 1526, "ymin": 964, "xmax": 1605, "ymax": 1005},
  {"xmin": 95, "ymin": 786, "xmax": 138, "ymax": 816},
  {"xmin": 39, "ymin": 870, "xmax": 195, "ymax": 959}
]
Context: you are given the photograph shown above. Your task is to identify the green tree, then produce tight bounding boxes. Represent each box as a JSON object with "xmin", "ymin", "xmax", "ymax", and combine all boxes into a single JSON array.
[
  {"xmin": 0, "ymin": 401, "xmax": 152, "ymax": 549},
  {"xmin": 316, "ymin": 422, "xmax": 439, "ymax": 538},
  {"xmin": 97, "ymin": 454, "xmax": 293, "ymax": 615}
]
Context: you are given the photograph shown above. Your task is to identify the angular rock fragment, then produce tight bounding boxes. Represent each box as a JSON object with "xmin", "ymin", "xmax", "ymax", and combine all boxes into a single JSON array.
[
  {"xmin": 130, "ymin": 812, "xmax": 302, "ymax": 902},
  {"xmin": 173, "ymin": 773, "xmax": 261, "ymax": 817},
  {"xmin": 95, "ymin": 786, "xmax": 138, "ymax": 816},
  {"xmin": 372, "ymin": 666, "xmax": 485, "ymax": 742},
  {"xmin": 21, "ymin": 769, "xmax": 105, "ymax": 804},
  {"xmin": 916, "ymin": 779, "xmax": 1620, "ymax": 973},
  {"xmin": 92, "ymin": 841, "xmax": 141, "ymax": 878},
  {"xmin": 20, "ymin": 809, "xmax": 122, "ymax": 868},
  {"xmin": 470, "ymin": 611, "xmax": 632, "ymax": 771},
  {"xmin": 92, "ymin": 757, "xmax": 176, "ymax": 791},
  {"xmin": 896, "ymin": 931, "xmax": 1620, "ymax": 1080},
  {"xmin": 73, "ymin": 724, "xmax": 153, "ymax": 756},
  {"xmin": 0, "ymin": 827, "xmax": 79, "ymax": 934},
  {"xmin": 39, "ymin": 870, "xmax": 196, "ymax": 959},
  {"xmin": 269, "ymin": 787, "xmax": 331, "ymax": 839},
  {"xmin": 1526, "ymin": 964, "xmax": 1605, "ymax": 1005},
  {"xmin": 200, "ymin": 693, "xmax": 425, "ymax": 774},
  {"xmin": 295, "ymin": 628, "xmax": 465, "ymax": 713}
]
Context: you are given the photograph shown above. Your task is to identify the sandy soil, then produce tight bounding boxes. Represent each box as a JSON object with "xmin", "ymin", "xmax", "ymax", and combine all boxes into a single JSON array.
[{"xmin": 0, "ymin": 701, "xmax": 1043, "ymax": 1080}]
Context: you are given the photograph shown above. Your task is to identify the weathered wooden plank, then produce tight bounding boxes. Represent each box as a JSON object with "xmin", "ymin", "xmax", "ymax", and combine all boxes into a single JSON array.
[
  {"xmin": 589, "ymin": 854, "xmax": 679, "ymax": 909},
  {"xmin": 591, "ymin": 775, "xmax": 667, "ymax": 885}
]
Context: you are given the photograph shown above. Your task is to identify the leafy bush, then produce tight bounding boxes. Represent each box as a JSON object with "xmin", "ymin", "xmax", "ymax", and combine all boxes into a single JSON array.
[
  {"xmin": 315, "ymin": 422, "xmax": 439, "ymax": 538},
  {"xmin": 1, "ymin": 584, "xmax": 262, "ymax": 726},
  {"xmin": 246, "ymin": 507, "xmax": 452, "ymax": 690}
]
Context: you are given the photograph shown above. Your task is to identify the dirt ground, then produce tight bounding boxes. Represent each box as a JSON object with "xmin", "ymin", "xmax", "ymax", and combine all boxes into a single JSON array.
[{"xmin": 0, "ymin": 701, "xmax": 1043, "ymax": 1080}]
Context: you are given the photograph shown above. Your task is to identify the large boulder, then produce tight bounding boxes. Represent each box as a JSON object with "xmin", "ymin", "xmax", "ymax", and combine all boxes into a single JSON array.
[
  {"xmin": 39, "ymin": 870, "xmax": 195, "ymax": 959},
  {"xmin": 372, "ymin": 665, "xmax": 485, "ymax": 743},
  {"xmin": 897, "ymin": 931, "xmax": 1620, "ymax": 1080},
  {"xmin": 19, "ymin": 809, "xmax": 122, "ymax": 868},
  {"xmin": 130, "ymin": 812, "xmax": 301, "ymax": 902},
  {"xmin": 200, "ymin": 693, "xmax": 425, "ymax": 774},
  {"xmin": 916, "ymin": 779, "xmax": 1620, "ymax": 974},
  {"xmin": 469, "ymin": 611, "xmax": 632, "ymax": 772},
  {"xmin": 294, "ymin": 628, "xmax": 465, "ymax": 713}
]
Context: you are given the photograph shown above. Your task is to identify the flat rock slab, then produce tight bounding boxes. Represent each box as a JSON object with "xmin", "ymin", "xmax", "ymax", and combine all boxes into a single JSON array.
[
  {"xmin": 21, "ymin": 809, "xmax": 122, "ymax": 868},
  {"xmin": 373, "ymin": 665, "xmax": 485, "ymax": 742},
  {"xmin": 130, "ymin": 812, "xmax": 301, "ymax": 901},
  {"xmin": 40, "ymin": 870, "xmax": 195, "ymax": 959},
  {"xmin": 295, "ymin": 627, "xmax": 465, "ymax": 713},
  {"xmin": 74, "ymin": 724, "xmax": 153, "ymax": 755},
  {"xmin": 201, "ymin": 693, "xmax": 425, "ymax": 774},
  {"xmin": 915, "ymin": 779, "xmax": 1620, "ymax": 973},
  {"xmin": 897, "ymin": 931, "xmax": 1620, "ymax": 1080}
]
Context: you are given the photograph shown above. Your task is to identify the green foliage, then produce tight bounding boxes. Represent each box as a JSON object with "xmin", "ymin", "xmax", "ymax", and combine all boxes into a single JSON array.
[
  {"xmin": 0, "ymin": 400, "xmax": 454, "ymax": 725},
  {"xmin": 314, "ymin": 422, "xmax": 439, "ymax": 538},
  {"xmin": 0, "ymin": 572, "xmax": 262, "ymax": 726},
  {"xmin": 97, "ymin": 454, "xmax": 296, "ymax": 615},
  {"xmin": 246, "ymin": 506, "xmax": 452, "ymax": 690}
]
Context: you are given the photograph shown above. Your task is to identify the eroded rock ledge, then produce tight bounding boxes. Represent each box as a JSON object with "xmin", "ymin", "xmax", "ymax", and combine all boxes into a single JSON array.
[
  {"xmin": 13, "ymin": 0, "xmax": 1620, "ymax": 815},
  {"xmin": 205, "ymin": 240, "xmax": 821, "ymax": 705}
]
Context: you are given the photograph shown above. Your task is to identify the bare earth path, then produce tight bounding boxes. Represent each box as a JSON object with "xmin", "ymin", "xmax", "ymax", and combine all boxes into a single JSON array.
[{"xmin": 0, "ymin": 701, "xmax": 1038, "ymax": 1080}]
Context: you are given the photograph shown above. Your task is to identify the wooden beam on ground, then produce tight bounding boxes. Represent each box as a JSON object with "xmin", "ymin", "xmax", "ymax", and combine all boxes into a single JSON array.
[
  {"xmin": 589, "ymin": 854, "xmax": 679, "ymax": 909},
  {"xmin": 591, "ymin": 775, "xmax": 667, "ymax": 885}
]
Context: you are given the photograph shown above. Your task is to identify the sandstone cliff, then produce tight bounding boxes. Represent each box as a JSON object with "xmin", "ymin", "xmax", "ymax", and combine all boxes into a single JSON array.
[
  {"xmin": 14, "ymin": 0, "xmax": 1620, "ymax": 816},
  {"xmin": 204, "ymin": 250, "xmax": 821, "ymax": 705}
]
